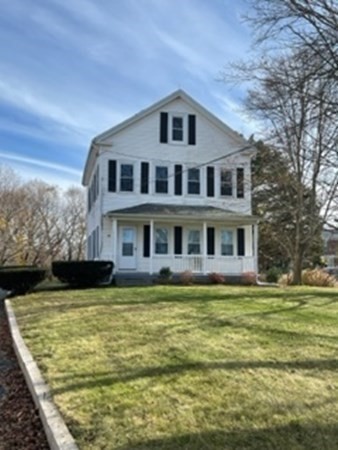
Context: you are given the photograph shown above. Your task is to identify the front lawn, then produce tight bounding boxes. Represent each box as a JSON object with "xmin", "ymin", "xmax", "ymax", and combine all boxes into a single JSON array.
[{"xmin": 12, "ymin": 285, "xmax": 338, "ymax": 449}]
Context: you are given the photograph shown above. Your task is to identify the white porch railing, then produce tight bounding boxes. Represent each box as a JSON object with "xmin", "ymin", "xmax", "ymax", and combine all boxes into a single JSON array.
[{"xmin": 152, "ymin": 255, "xmax": 255, "ymax": 274}]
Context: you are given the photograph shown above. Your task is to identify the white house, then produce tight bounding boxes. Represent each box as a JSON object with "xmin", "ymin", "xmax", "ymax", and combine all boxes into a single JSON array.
[{"xmin": 82, "ymin": 90, "xmax": 258, "ymax": 280}]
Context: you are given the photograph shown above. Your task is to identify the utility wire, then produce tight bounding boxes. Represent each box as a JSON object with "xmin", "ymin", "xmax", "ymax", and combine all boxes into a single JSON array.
[{"xmin": 91, "ymin": 142, "xmax": 254, "ymax": 192}]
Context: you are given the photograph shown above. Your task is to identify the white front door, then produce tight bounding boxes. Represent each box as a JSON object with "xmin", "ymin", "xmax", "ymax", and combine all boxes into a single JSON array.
[{"xmin": 119, "ymin": 226, "xmax": 137, "ymax": 270}]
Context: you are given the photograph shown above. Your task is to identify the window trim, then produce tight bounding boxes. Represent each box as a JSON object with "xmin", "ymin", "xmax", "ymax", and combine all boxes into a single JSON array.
[
  {"xmin": 168, "ymin": 112, "xmax": 187, "ymax": 145},
  {"xmin": 187, "ymin": 228, "xmax": 201, "ymax": 255},
  {"xmin": 154, "ymin": 227, "xmax": 169, "ymax": 255},
  {"xmin": 220, "ymin": 168, "xmax": 233, "ymax": 197},
  {"xmin": 187, "ymin": 167, "xmax": 201, "ymax": 195},
  {"xmin": 155, "ymin": 165, "xmax": 169, "ymax": 194},
  {"xmin": 119, "ymin": 162, "xmax": 134, "ymax": 193},
  {"xmin": 220, "ymin": 229, "xmax": 235, "ymax": 256}
]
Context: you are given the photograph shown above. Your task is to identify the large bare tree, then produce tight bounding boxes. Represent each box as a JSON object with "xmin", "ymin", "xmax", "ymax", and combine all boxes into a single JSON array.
[
  {"xmin": 247, "ymin": 51, "xmax": 337, "ymax": 282},
  {"xmin": 222, "ymin": 0, "xmax": 337, "ymax": 283}
]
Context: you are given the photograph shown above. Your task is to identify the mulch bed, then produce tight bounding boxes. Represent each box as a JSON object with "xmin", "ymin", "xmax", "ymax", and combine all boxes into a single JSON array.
[{"xmin": 0, "ymin": 299, "xmax": 50, "ymax": 450}]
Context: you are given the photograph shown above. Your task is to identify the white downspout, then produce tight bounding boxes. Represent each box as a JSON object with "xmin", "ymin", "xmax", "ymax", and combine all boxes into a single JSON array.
[
  {"xmin": 150, "ymin": 219, "xmax": 154, "ymax": 275},
  {"xmin": 203, "ymin": 221, "xmax": 207, "ymax": 275}
]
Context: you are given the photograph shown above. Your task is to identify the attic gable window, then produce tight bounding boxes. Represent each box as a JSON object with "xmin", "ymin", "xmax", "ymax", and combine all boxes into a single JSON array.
[
  {"xmin": 160, "ymin": 112, "xmax": 196, "ymax": 145},
  {"xmin": 172, "ymin": 116, "xmax": 184, "ymax": 141}
]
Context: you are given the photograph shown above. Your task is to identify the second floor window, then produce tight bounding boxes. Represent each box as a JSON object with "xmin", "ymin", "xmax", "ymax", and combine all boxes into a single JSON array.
[
  {"xmin": 220, "ymin": 169, "xmax": 232, "ymax": 196},
  {"xmin": 155, "ymin": 166, "xmax": 168, "ymax": 193},
  {"xmin": 188, "ymin": 168, "xmax": 200, "ymax": 195},
  {"xmin": 120, "ymin": 164, "xmax": 133, "ymax": 192}
]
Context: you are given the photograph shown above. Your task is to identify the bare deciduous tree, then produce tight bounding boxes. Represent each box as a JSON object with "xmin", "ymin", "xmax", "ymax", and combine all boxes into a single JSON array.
[
  {"xmin": 60, "ymin": 187, "xmax": 86, "ymax": 261},
  {"xmin": 0, "ymin": 165, "xmax": 86, "ymax": 267},
  {"xmin": 246, "ymin": 51, "xmax": 337, "ymax": 283},
  {"xmin": 245, "ymin": 0, "xmax": 338, "ymax": 78},
  {"xmin": 222, "ymin": 0, "xmax": 337, "ymax": 283}
]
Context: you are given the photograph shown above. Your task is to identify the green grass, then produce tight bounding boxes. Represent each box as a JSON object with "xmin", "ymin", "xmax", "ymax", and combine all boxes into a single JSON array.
[{"xmin": 12, "ymin": 285, "xmax": 338, "ymax": 449}]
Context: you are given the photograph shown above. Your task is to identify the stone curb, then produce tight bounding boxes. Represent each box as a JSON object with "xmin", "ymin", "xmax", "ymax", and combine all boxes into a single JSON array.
[{"xmin": 5, "ymin": 300, "xmax": 79, "ymax": 450}]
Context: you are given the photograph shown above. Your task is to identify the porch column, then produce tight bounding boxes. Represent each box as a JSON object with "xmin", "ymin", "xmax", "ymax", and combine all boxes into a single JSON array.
[
  {"xmin": 150, "ymin": 219, "xmax": 154, "ymax": 275},
  {"xmin": 253, "ymin": 223, "xmax": 258, "ymax": 273},
  {"xmin": 203, "ymin": 221, "xmax": 207, "ymax": 275},
  {"xmin": 112, "ymin": 218, "xmax": 118, "ymax": 267}
]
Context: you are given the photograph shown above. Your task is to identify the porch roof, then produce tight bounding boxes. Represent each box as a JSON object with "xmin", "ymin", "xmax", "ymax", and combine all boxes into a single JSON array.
[{"xmin": 107, "ymin": 203, "xmax": 258, "ymax": 224}]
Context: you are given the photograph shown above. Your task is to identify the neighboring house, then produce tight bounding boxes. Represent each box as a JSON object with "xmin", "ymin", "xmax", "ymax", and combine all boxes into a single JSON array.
[
  {"xmin": 82, "ymin": 90, "xmax": 258, "ymax": 279},
  {"xmin": 323, "ymin": 228, "xmax": 338, "ymax": 268}
]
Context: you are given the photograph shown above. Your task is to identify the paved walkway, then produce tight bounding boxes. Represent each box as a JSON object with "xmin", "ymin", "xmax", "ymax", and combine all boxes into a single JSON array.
[{"xmin": 0, "ymin": 296, "xmax": 49, "ymax": 450}]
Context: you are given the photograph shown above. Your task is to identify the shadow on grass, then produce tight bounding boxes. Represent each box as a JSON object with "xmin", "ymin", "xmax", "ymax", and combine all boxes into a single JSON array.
[
  {"xmin": 51, "ymin": 357, "xmax": 338, "ymax": 396},
  {"xmin": 114, "ymin": 423, "xmax": 338, "ymax": 449}
]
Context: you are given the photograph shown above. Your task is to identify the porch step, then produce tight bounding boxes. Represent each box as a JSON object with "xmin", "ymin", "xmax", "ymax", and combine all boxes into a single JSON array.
[{"xmin": 115, "ymin": 273, "xmax": 154, "ymax": 287}]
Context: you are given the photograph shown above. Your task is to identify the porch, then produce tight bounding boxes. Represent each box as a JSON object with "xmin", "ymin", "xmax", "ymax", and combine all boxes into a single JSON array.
[{"xmin": 103, "ymin": 203, "xmax": 258, "ymax": 276}]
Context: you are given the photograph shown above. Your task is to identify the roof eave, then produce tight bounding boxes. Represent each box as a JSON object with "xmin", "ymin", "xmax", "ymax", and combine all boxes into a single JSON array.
[{"xmin": 105, "ymin": 211, "xmax": 259, "ymax": 224}]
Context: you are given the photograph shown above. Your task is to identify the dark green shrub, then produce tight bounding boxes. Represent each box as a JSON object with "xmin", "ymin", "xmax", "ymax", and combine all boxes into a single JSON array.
[
  {"xmin": 0, "ymin": 266, "xmax": 46, "ymax": 296},
  {"xmin": 158, "ymin": 266, "xmax": 173, "ymax": 284},
  {"xmin": 52, "ymin": 261, "xmax": 114, "ymax": 287},
  {"xmin": 266, "ymin": 267, "xmax": 282, "ymax": 283}
]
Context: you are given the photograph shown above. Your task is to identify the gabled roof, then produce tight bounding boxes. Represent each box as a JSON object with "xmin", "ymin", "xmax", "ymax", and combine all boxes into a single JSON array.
[
  {"xmin": 93, "ymin": 89, "xmax": 246, "ymax": 144},
  {"xmin": 82, "ymin": 89, "xmax": 253, "ymax": 185},
  {"xmin": 107, "ymin": 203, "xmax": 258, "ymax": 224}
]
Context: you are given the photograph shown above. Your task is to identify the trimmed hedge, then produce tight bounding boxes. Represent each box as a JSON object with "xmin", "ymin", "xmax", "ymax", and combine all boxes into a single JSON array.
[
  {"xmin": 52, "ymin": 261, "xmax": 114, "ymax": 287},
  {"xmin": 0, "ymin": 266, "xmax": 46, "ymax": 296}
]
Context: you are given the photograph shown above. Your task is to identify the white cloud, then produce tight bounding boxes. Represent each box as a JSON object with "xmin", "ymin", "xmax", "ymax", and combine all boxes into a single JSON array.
[
  {"xmin": 0, "ymin": 150, "xmax": 81, "ymax": 176},
  {"xmin": 0, "ymin": 0, "xmax": 256, "ymax": 189},
  {"xmin": 0, "ymin": 151, "xmax": 82, "ymax": 189}
]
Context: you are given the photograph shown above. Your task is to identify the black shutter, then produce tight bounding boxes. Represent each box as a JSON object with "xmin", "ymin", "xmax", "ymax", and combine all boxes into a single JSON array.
[
  {"xmin": 160, "ymin": 112, "xmax": 168, "ymax": 143},
  {"xmin": 108, "ymin": 160, "xmax": 116, "ymax": 192},
  {"xmin": 188, "ymin": 114, "xmax": 196, "ymax": 145},
  {"xmin": 174, "ymin": 164, "xmax": 182, "ymax": 195},
  {"xmin": 88, "ymin": 235, "xmax": 91, "ymax": 259},
  {"xmin": 96, "ymin": 166, "xmax": 99, "ymax": 196},
  {"xmin": 143, "ymin": 225, "xmax": 150, "ymax": 257},
  {"xmin": 87, "ymin": 189, "xmax": 91, "ymax": 212},
  {"xmin": 237, "ymin": 168, "xmax": 244, "ymax": 198},
  {"xmin": 237, "ymin": 228, "xmax": 245, "ymax": 256},
  {"xmin": 174, "ymin": 226, "xmax": 182, "ymax": 255},
  {"xmin": 93, "ymin": 174, "xmax": 96, "ymax": 202},
  {"xmin": 207, "ymin": 166, "xmax": 215, "ymax": 197},
  {"xmin": 141, "ymin": 162, "xmax": 149, "ymax": 194},
  {"xmin": 207, "ymin": 227, "xmax": 215, "ymax": 255}
]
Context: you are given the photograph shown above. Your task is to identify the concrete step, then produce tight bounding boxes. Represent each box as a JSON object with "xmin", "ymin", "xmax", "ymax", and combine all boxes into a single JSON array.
[{"xmin": 115, "ymin": 273, "xmax": 154, "ymax": 287}]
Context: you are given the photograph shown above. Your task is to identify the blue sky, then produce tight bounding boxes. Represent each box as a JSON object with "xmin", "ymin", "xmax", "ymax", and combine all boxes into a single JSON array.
[{"xmin": 0, "ymin": 0, "xmax": 255, "ymax": 189}]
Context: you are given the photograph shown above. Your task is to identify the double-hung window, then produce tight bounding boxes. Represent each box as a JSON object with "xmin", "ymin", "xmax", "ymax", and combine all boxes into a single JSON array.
[
  {"xmin": 187, "ymin": 168, "xmax": 200, "ymax": 195},
  {"xmin": 120, "ymin": 164, "xmax": 133, "ymax": 192},
  {"xmin": 188, "ymin": 230, "xmax": 201, "ymax": 255},
  {"xmin": 221, "ymin": 230, "xmax": 234, "ymax": 255},
  {"xmin": 172, "ymin": 116, "xmax": 184, "ymax": 142},
  {"xmin": 220, "ymin": 169, "xmax": 233, "ymax": 196},
  {"xmin": 155, "ymin": 228, "xmax": 168, "ymax": 254},
  {"xmin": 155, "ymin": 166, "xmax": 168, "ymax": 193}
]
